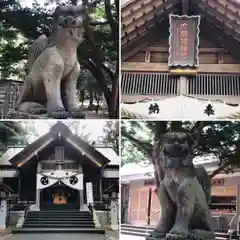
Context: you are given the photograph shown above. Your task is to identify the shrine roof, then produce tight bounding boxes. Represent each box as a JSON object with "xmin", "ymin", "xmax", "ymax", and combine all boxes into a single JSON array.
[
  {"xmin": 0, "ymin": 147, "xmax": 24, "ymax": 166},
  {"xmin": 8, "ymin": 122, "xmax": 113, "ymax": 169},
  {"xmin": 0, "ymin": 180, "xmax": 14, "ymax": 193},
  {"xmin": 122, "ymin": 0, "xmax": 240, "ymax": 60}
]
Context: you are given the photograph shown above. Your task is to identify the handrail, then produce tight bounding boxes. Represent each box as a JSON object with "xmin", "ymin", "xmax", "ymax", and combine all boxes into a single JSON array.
[
  {"xmin": 24, "ymin": 201, "xmax": 29, "ymax": 218},
  {"xmin": 88, "ymin": 203, "xmax": 101, "ymax": 228},
  {"xmin": 103, "ymin": 184, "xmax": 115, "ymax": 193},
  {"xmin": 145, "ymin": 210, "xmax": 161, "ymax": 221},
  {"xmin": 143, "ymin": 210, "xmax": 161, "ymax": 235}
]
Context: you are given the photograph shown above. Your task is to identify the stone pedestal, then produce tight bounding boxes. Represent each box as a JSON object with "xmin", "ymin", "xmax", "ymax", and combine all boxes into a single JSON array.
[
  {"xmin": 146, "ymin": 232, "xmax": 165, "ymax": 240},
  {"xmin": 8, "ymin": 110, "xmax": 85, "ymax": 119},
  {"xmin": 110, "ymin": 200, "xmax": 118, "ymax": 230},
  {"xmin": 146, "ymin": 232, "xmax": 214, "ymax": 240},
  {"xmin": 0, "ymin": 200, "xmax": 7, "ymax": 229}
]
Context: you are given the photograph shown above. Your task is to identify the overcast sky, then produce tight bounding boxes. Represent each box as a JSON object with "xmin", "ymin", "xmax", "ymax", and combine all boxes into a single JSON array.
[
  {"xmin": 20, "ymin": 120, "xmax": 111, "ymax": 143},
  {"xmin": 19, "ymin": 0, "xmax": 44, "ymax": 8}
]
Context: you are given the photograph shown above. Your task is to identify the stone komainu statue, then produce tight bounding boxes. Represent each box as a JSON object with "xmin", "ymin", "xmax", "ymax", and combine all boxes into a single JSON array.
[
  {"xmin": 16, "ymin": 4, "xmax": 86, "ymax": 118},
  {"xmin": 148, "ymin": 132, "xmax": 215, "ymax": 240}
]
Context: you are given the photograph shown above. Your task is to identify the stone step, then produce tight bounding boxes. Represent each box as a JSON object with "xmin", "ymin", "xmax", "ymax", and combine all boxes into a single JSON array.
[
  {"xmin": 27, "ymin": 215, "xmax": 92, "ymax": 219},
  {"xmin": 24, "ymin": 220, "xmax": 94, "ymax": 223},
  {"xmin": 27, "ymin": 215, "xmax": 92, "ymax": 218},
  {"xmin": 121, "ymin": 230, "xmax": 148, "ymax": 237},
  {"xmin": 121, "ymin": 224, "xmax": 155, "ymax": 231},
  {"xmin": 23, "ymin": 224, "xmax": 95, "ymax": 228},
  {"xmin": 12, "ymin": 228, "xmax": 105, "ymax": 234},
  {"xmin": 121, "ymin": 226, "xmax": 153, "ymax": 233},
  {"xmin": 28, "ymin": 212, "xmax": 91, "ymax": 215}
]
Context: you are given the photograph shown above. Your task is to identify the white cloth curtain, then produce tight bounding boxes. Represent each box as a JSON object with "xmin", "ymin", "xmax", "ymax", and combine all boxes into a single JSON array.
[
  {"xmin": 37, "ymin": 173, "xmax": 58, "ymax": 190},
  {"xmin": 37, "ymin": 171, "xmax": 83, "ymax": 190},
  {"xmin": 62, "ymin": 174, "xmax": 83, "ymax": 190},
  {"xmin": 121, "ymin": 95, "xmax": 240, "ymax": 120}
]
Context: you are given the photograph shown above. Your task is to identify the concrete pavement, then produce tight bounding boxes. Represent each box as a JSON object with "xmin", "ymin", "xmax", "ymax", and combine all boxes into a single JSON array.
[
  {"xmin": 120, "ymin": 234, "xmax": 145, "ymax": 240},
  {"xmin": 1, "ymin": 233, "xmax": 106, "ymax": 240}
]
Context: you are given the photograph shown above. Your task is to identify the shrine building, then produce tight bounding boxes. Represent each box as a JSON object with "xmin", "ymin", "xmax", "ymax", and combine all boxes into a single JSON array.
[
  {"xmin": 121, "ymin": 0, "xmax": 240, "ymax": 119},
  {"xmin": 0, "ymin": 122, "xmax": 119, "ymax": 233},
  {"xmin": 121, "ymin": 156, "xmax": 240, "ymax": 230}
]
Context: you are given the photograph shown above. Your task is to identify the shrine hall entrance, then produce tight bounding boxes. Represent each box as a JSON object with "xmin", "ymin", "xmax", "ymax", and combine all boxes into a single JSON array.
[{"xmin": 40, "ymin": 182, "xmax": 80, "ymax": 210}]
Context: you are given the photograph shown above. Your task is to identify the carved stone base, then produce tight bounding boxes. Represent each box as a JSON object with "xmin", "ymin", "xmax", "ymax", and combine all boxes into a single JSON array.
[
  {"xmin": 7, "ymin": 110, "xmax": 85, "ymax": 119},
  {"xmin": 8, "ymin": 110, "xmax": 48, "ymax": 119},
  {"xmin": 165, "ymin": 233, "xmax": 205, "ymax": 240},
  {"xmin": 146, "ymin": 237, "xmax": 165, "ymax": 240},
  {"xmin": 146, "ymin": 232, "xmax": 214, "ymax": 240}
]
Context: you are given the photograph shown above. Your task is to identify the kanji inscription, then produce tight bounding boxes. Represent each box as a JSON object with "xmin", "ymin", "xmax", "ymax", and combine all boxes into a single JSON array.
[{"xmin": 168, "ymin": 14, "xmax": 201, "ymax": 68}]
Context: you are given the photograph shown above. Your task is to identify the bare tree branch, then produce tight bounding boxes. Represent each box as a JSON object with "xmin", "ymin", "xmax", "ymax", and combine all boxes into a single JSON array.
[{"xmin": 209, "ymin": 160, "xmax": 230, "ymax": 178}]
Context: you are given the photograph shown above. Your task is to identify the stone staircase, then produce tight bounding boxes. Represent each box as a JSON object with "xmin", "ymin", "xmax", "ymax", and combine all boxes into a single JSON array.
[
  {"xmin": 12, "ymin": 210, "xmax": 105, "ymax": 234},
  {"xmin": 121, "ymin": 224, "xmax": 239, "ymax": 240}
]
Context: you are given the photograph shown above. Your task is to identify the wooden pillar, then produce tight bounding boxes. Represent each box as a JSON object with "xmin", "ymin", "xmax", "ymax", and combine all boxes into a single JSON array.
[
  {"xmin": 99, "ymin": 178, "xmax": 103, "ymax": 201},
  {"xmin": 147, "ymin": 188, "xmax": 152, "ymax": 225},
  {"xmin": 17, "ymin": 177, "xmax": 21, "ymax": 202}
]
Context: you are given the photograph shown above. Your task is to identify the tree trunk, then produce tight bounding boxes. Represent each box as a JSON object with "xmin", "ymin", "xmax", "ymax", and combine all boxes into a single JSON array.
[
  {"xmin": 80, "ymin": 90, "xmax": 85, "ymax": 106},
  {"xmin": 107, "ymin": 74, "xmax": 119, "ymax": 118},
  {"xmin": 89, "ymin": 91, "xmax": 94, "ymax": 106},
  {"xmin": 107, "ymin": 94, "xmax": 119, "ymax": 119}
]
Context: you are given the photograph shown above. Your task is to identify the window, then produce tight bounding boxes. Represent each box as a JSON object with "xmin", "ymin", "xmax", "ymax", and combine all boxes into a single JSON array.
[
  {"xmin": 55, "ymin": 147, "xmax": 64, "ymax": 163},
  {"xmin": 41, "ymin": 162, "xmax": 57, "ymax": 170},
  {"xmin": 63, "ymin": 163, "xmax": 78, "ymax": 170}
]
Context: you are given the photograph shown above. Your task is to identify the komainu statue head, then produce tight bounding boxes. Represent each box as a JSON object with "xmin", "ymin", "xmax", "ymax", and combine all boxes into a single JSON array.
[
  {"xmin": 161, "ymin": 132, "xmax": 193, "ymax": 168},
  {"xmin": 51, "ymin": 4, "xmax": 87, "ymax": 43}
]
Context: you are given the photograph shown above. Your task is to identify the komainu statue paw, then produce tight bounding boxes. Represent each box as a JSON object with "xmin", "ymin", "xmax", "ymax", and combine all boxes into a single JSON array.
[
  {"xmin": 169, "ymin": 226, "xmax": 188, "ymax": 237},
  {"xmin": 47, "ymin": 107, "xmax": 69, "ymax": 119},
  {"xmin": 29, "ymin": 107, "xmax": 47, "ymax": 115},
  {"xmin": 147, "ymin": 230, "xmax": 166, "ymax": 239},
  {"xmin": 166, "ymin": 232, "xmax": 205, "ymax": 240}
]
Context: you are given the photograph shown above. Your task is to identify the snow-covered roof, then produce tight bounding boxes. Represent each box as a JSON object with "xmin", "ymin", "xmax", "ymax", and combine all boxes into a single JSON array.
[
  {"xmin": 96, "ymin": 147, "xmax": 119, "ymax": 166},
  {"xmin": 0, "ymin": 148, "xmax": 24, "ymax": 166},
  {"xmin": 121, "ymin": 154, "xmax": 220, "ymax": 182},
  {"xmin": 0, "ymin": 147, "xmax": 119, "ymax": 166}
]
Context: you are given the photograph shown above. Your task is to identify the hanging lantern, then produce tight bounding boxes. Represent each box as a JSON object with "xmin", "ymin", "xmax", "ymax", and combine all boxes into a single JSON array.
[{"xmin": 204, "ymin": 103, "xmax": 215, "ymax": 116}]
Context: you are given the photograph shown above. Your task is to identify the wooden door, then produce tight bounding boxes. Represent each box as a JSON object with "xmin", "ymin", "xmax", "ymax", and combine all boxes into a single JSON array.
[
  {"xmin": 129, "ymin": 187, "xmax": 149, "ymax": 225},
  {"xmin": 150, "ymin": 188, "xmax": 161, "ymax": 226}
]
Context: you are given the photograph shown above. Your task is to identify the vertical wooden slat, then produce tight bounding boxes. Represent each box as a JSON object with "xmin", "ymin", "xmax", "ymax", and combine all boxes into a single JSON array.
[
  {"xmin": 219, "ymin": 75, "xmax": 223, "ymax": 95},
  {"xmin": 230, "ymin": 75, "xmax": 234, "ymax": 95},
  {"xmin": 156, "ymin": 74, "xmax": 160, "ymax": 95},
  {"xmin": 121, "ymin": 72, "xmax": 240, "ymax": 96},
  {"xmin": 122, "ymin": 72, "xmax": 126, "ymax": 94},
  {"xmin": 149, "ymin": 73, "xmax": 154, "ymax": 94},
  {"xmin": 131, "ymin": 73, "xmax": 137, "ymax": 95},
  {"xmin": 146, "ymin": 73, "xmax": 150, "ymax": 94}
]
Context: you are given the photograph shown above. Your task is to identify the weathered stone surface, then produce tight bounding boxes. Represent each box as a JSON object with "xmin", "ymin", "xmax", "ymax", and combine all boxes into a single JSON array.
[
  {"xmin": 16, "ymin": 4, "xmax": 86, "ymax": 119},
  {"xmin": 151, "ymin": 132, "xmax": 215, "ymax": 240}
]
